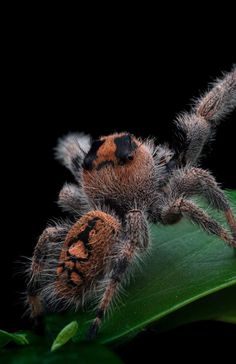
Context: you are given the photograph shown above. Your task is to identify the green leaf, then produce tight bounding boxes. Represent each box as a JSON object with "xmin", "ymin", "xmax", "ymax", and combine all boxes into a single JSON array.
[
  {"xmin": 1, "ymin": 343, "xmax": 123, "ymax": 364},
  {"xmin": 51, "ymin": 321, "xmax": 78, "ymax": 352},
  {"xmin": 0, "ymin": 330, "xmax": 11, "ymax": 348},
  {"xmin": 45, "ymin": 191, "xmax": 236, "ymax": 343},
  {"xmin": 0, "ymin": 330, "xmax": 29, "ymax": 348},
  {"xmin": 150, "ymin": 284, "xmax": 236, "ymax": 334},
  {"xmin": 219, "ymin": 315, "xmax": 236, "ymax": 324}
]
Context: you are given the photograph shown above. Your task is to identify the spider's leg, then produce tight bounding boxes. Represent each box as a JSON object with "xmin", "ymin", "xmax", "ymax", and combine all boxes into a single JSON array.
[
  {"xmin": 58, "ymin": 183, "xmax": 91, "ymax": 216},
  {"xmin": 27, "ymin": 225, "xmax": 68, "ymax": 319},
  {"xmin": 166, "ymin": 167, "xmax": 236, "ymax": 240},
  {"xmin": 160, "ymin": 198, "xmax": 236, "ymax": 248},
  {"xmin": 88, "ymin": 210, "xmax": 149, "ymax": 340},
  {"xmin": 55, "ymin": 132, "xmax": 91, "ymax": 182},
  {"xmin": 174, "ymin": 66, "xmax": 236, "ymax": 165}
]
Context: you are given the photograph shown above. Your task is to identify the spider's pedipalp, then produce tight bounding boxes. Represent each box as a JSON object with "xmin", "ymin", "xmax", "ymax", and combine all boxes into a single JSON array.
[
  {"xmin": 55, "ymin": 132, "xmax": 91, "ymax": 180},
  {"xmin": 174, "ymin": 66, "xmax": 236, "ymax": 165}
]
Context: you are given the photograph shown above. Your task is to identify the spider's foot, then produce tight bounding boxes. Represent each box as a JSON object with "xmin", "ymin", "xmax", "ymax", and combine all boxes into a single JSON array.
[
  {"xmin": 87, "ymin": 319, "xmax": 101, "ymax": 341},
  {"xmin": 33, "ymin": 315, "xmax": 45, "ymax": 335}
]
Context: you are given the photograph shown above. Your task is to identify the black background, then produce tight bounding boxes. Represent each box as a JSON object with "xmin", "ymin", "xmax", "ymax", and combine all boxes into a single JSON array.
[{"xmin": 2, "ymin": 22, "xmax": 236, "ymax": 361}]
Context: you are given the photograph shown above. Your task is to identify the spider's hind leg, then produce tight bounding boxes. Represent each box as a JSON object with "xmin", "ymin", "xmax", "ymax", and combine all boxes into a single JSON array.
[
  {"xmin": 160, "ymin": 198, "xmax": 236, "ymax": 248},
  {"xmin": 166, "ymin": 167, "xmax": 236, "ymax": 241}
]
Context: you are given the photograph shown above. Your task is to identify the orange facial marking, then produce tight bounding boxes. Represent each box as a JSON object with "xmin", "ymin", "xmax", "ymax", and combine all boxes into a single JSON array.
[
  {"xmin": 70, "ymin": 272, "xmax": 82, "ymax": 285},
  {"xmin": 64, "ymin": 260, "xmax": 75, "ymax": 270},
  {"xmin": 56, "ymin": 265, "xmax": 64, "ymax": 275},
  {"xmin": 89, "ymin": 229, "xmax": 97, "ymax": 238},
  {"xmin": 68, "ymin": 241, "xmax": 88, "ymax": 260}
]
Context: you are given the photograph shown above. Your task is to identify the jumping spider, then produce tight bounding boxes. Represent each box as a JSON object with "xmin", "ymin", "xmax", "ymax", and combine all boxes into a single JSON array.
[{"xmin": 27, "ymin": 67, "xmax": 236, "ymax": 339}]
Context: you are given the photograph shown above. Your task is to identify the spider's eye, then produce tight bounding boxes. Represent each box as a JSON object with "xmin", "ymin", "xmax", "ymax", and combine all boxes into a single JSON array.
[{"xmin": 114, "ymin": 134, "xmax": 137, "ymax": 165}]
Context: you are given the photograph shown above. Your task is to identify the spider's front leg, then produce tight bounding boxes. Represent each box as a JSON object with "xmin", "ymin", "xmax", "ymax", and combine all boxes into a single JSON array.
[
  {"xmin": 27, "ymin": 225, "xmax": 68, "ymax": 319},
  {"xmin": 88, "ymin": 210, "xmax": 149, "ymax": 340}
]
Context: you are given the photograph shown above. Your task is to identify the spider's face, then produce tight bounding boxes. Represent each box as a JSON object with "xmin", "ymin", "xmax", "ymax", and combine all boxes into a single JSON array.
[{"xmin": 82, "ymin": 133, "xmax": 139, "ymax": 171}]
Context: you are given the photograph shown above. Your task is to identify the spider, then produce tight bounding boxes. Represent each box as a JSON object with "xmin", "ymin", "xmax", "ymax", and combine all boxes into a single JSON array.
[{"xmin": 27, "ymin": 67, "xmax": 236, "ymax": 339}]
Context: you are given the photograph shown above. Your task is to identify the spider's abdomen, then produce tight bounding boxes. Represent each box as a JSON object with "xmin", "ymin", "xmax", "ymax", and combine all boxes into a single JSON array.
[{"xmin": 53, "ymin": 211, "xmax": 120, "ymax": 301}]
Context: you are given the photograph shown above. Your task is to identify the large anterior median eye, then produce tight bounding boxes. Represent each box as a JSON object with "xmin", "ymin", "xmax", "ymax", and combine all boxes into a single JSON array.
[{"xmin": 114, "ymin": 134, "xmax": 137, "ymax": 165}]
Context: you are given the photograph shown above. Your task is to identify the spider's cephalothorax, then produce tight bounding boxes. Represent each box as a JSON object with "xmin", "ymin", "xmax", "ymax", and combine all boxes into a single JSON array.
[
  {"xmin": 27, "ymin": 67, "xmax": 236, "ymax": 339},
  {"xmin": 82, "ymin": 133, "xmax": 165, "ymax": 215}
]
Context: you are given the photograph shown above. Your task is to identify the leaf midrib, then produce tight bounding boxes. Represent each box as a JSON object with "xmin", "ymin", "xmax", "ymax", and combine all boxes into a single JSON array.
[{"xmin": 102, "ymin": 279, "xmax": 236, "ymax": 344}]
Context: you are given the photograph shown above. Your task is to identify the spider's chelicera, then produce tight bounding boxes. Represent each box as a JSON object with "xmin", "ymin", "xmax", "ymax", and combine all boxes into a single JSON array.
[{"xmin": 27, "ymin": 67, "xmax": 236, "ymax": 339}]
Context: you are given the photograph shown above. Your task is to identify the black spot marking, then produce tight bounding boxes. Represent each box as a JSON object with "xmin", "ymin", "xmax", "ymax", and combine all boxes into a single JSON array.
[
  {"xmin": 114, "ymin": 134, "xmax": 137, "ymax": 165},
  {"xmin": 67, "ymin": 217, "xmax": 99, "ymax": 256},
  {"xmin": 66, "ymin": 255, "xmax": 80, "ymax": 263},
  {"xmin": 96, "ymin": 160, "xmax": 115, "ymax": 170},
  {"xmin": 57, "ymin": 217, "xmax": 101, "ymax": 286},
  {"xmin": 162, "ymin": 212, "xmax": 182, "ymax": 225},
  {"xmin": 83, "ymin": 140, "xmax": 105, "ymax": 170},
  {"xmin": 57, "ymin": 261, "xmax": 85, "ymax": 286}
]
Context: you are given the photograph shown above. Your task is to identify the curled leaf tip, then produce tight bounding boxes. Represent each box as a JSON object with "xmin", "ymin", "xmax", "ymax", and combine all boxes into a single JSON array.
[{"xmin": 50, "ymin": 320, "xmax": 79, "ymax": 352}]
